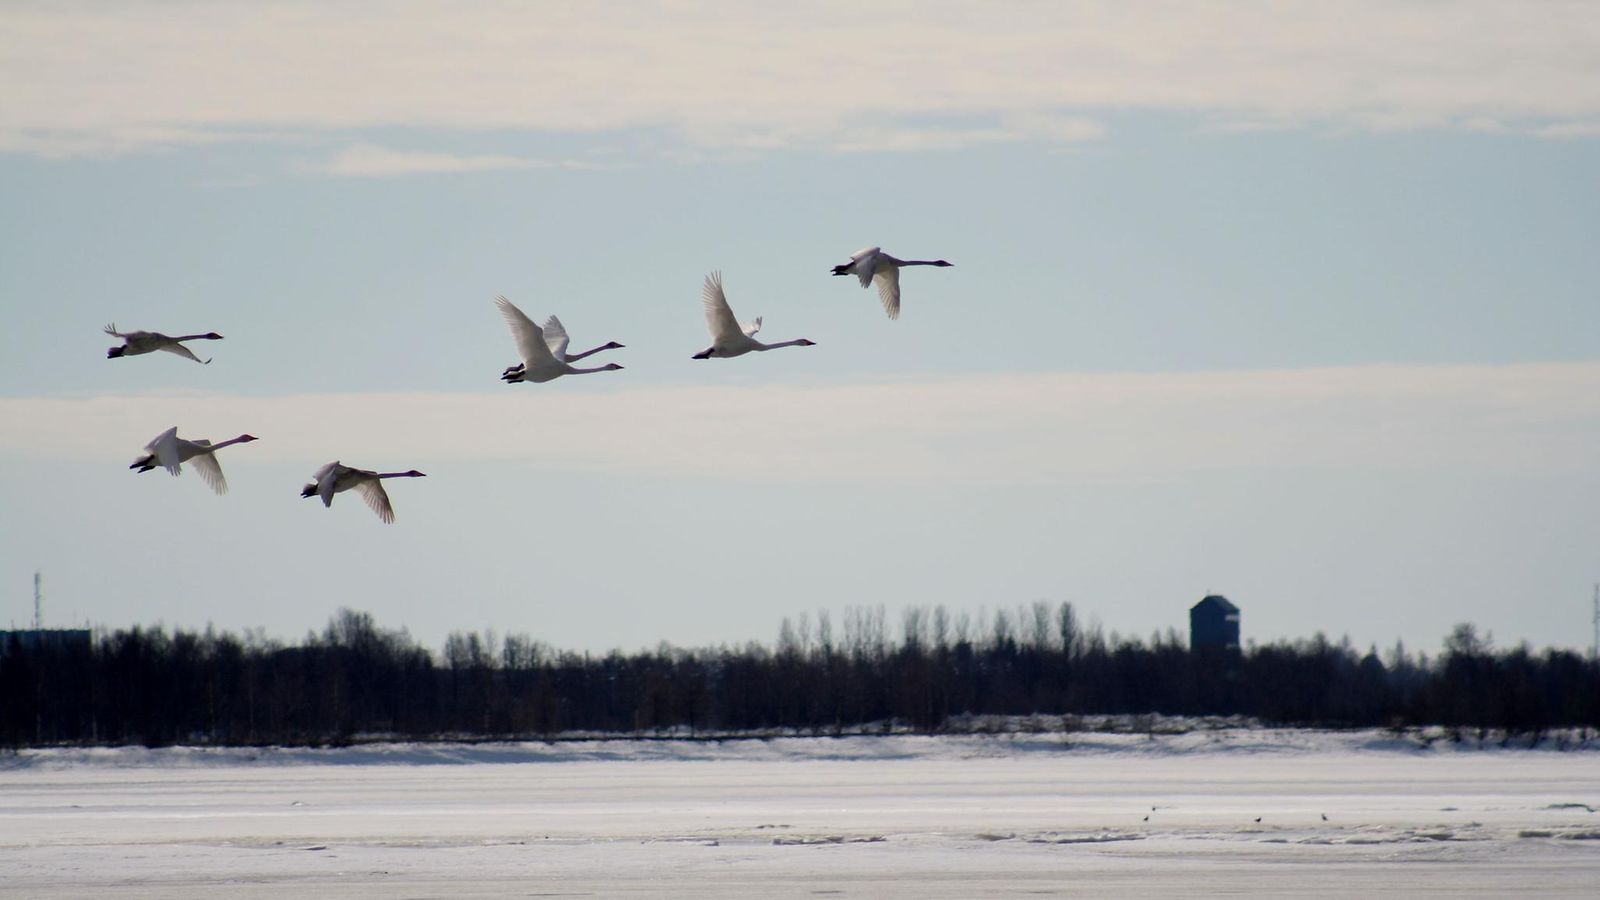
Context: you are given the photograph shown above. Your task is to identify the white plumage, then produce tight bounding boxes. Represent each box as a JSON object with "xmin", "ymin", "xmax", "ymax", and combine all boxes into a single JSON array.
[
  {"xmin": 301, "ymin": 462, "xmax": 426, "ymax": 524},
  {"xmin": 496, "ymin": 297, "xmax": 624, "ymax": 383},
  {"xmin": 691, "ymin": 271, "xmax": 815, "ymax": 359},
  {"xmin": 829, "ymin": 247, "xmax": 953, "ymax": 319},
  {"xmin": 129, "ymin": 427, "xmax": 258, "ymax": 495}
]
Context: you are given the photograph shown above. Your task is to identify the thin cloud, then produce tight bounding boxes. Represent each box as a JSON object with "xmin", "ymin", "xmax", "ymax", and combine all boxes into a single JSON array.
[
  {"xmin": 2, "ymin": 2, "xmax": 1597, "ymax": 158},
  {"xmin": 0, "ymin": 125, "xmax": 298, "ymax": 159},
  {"xmin": 7, "ymin": 363, "xmax": 1598, "ymax": 485},
  {"xmin": 303, "ymin": 143, "xmax": 572, "ymax": 177},
  {"xmin": 1537, "ymin": 121, "xmax": 1600, "ymax": 138}
]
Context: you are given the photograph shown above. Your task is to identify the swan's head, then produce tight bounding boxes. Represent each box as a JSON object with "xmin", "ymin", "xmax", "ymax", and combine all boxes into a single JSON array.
[
  {"xmin": 403, "ymin": 470, "xmax": 426, "ymax": 477},
  {"xmin": 601, "ymin": 363, "xmax": 624, "ymax": 371},
  {"xmin": 204, "ymin": 332, "xmax": 224, "ymax": 340},
  {"xmin": 798, "ymin": 339, "xmax": 817, "ymax": 346},
  {"xmin": 107, "ymin": 346, "xmax": 125, "ymax": 358},
  {"xmin": 932, "ymin": 260, "xmax": 953, "ymax": 267},
  {"xmin": 237, "ymin": 434, "xmax": 259, "ymax": 443},
  {"xmin": 602, "ymin": 341, "xmax": 625, "ymax": 350}
]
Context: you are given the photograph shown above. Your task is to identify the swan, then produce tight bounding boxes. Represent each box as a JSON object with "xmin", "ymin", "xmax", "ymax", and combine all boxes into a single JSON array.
[
  {"xmin": 829, "ymin": 247, "xmax": 952, "ymax": 320},
  {"xmin": 300, "ymin": 461, "xmax": 426, "ymax": 524},
  {"xmin": 495, "ymin": 297, "xmax": 624, "ymax": 383},
  {"xmin": 691, "ymin": 271, "xmax": 816, "ymax": 359},
  {"xmin": 129, "ymin": 426, "xmax": 258, "ymax": 494},
  {"xmin": 104, "ymin": 324, "xmax": 224, "ymax": 364}
]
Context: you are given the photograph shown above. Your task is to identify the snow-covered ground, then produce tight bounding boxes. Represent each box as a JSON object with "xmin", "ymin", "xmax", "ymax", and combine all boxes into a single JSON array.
[{"xmin": 3, "ymin": 729, "xmax": 1599, "ymax": 897}]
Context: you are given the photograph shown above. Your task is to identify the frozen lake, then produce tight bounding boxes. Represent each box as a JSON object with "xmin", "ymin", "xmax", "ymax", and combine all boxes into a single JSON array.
[{"xmin": 3, "ymin": 731, "xmax": 1599, "ymax": 897}]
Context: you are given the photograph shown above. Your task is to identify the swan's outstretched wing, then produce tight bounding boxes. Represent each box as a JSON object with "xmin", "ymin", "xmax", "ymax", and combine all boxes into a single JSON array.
[
  {"xmin": 495, "ymin": 296, "xmax": 556, "ymax": 367},
  {"xmin": 159, "ymin": 342, "xmax": 211, "ymax": 365},
  {"xmin": 702, "ymin": 272, "xmax": 744, "ymax": 342},
  {"xmin": 873, "ymin": 266, "xmax": 901, "ymax": 320},
  {"xmin": 146, "ymin": 427, "xmax": 182, "ymax": 476},
  {"xmin": 314, "ymin": 461, "xmax": 343, "ymax": 507},
  {"xmin": 541, "ymin": 315, "xmax": 572, "ymax": 362},
  {"xmin": 355, "ymin": 479, "xmax": 396, "ymax": 524},
  {"xmin": 104, "ymin": 323, "xmax": 129, "ymax": 338},
  {"xmin": 186, "ymin": 447, "xmax": 229, "ymax": 495},
  {"xmin": 850, "ymin": 247, "xmax": 880, "ymax": 289}
]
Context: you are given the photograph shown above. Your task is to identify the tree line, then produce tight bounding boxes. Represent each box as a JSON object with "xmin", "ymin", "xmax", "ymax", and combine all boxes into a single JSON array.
[{"xmin": 3, "ymin": 604, "xmax": 1596, "ymax": 748}]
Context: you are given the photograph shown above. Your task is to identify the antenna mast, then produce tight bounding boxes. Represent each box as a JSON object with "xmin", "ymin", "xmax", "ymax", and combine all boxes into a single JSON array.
[{"xmin": 33, "ymin": 571, "xmax": 42, "ymax": 630}]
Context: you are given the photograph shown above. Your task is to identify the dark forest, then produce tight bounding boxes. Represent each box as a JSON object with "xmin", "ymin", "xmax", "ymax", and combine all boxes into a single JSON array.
[{"xmin": 4, "ymin": 603, "xmax": 1596, "ymax": 748}]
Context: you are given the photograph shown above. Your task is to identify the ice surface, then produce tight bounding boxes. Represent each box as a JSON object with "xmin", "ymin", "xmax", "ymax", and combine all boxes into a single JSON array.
[{"xmin": 3, "ymin": 730, "xmax": 1599, "ymax": 897}]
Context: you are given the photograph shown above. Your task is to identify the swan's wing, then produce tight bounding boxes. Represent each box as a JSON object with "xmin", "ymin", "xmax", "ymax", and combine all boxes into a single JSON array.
[
  {"xmin": 541, "ymin": 315, "xmax": 572, "ymax": 362},
  {"xmin": 314, "ymin": 461, "xmax": 343, "ymax": 507},
  {"xmin": 701, "ymin": 272, "xmax": 743, "ymax": 342},
  {"xmin": 187, "ymin": 450, "xmax": 229, "ymax": 495},
  {"xmin": 495, "ymin": 296, "xmax": 555, "ymax": 367},
  {"xmin": 355, "ymin": 479, "xmax": 396, "ymax": 524},
  {"xmin": 158, "ymin": 342, "xmax": 210, "ymax": 365},
  {"xmin": 104, "ymin": 323, "xmax": 127, "ymax": 338},
  {"xmin": 851, "ymin": 247, "xmax": 880, "ymax": 289},
  {"xmin": 873, "ymin": 267, "xmax": 901, "ymax": 320},
  {"xmin": 146, "ymin": 427, "xmax": 182, "ymax": 476},
  {"xmin": 743, "ymin": 316, "xmax": 763, "ymax": 337}
]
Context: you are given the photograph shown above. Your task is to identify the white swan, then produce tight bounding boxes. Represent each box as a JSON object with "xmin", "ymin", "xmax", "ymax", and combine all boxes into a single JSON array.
[
  {"xmin": 300, "ymin": 462, "xmax": 426, "ymax": 524},
  {"xmin": 105, "ymin": 324, "xmax": 224, "ymax": 364},
  {"xmin": 129, "ymin": 426, "xmax": 258, "ymax": 494},
  {"xmin": 829, "ymin": 247, "xmax": 952, "ymax": 320},
  {"xmin": 496, "ymin": 298, "xmax": 624, "ymax": 383},
  {"xmin": 691, "ymin": 271, "xmax": 816, "ymax": 359}
]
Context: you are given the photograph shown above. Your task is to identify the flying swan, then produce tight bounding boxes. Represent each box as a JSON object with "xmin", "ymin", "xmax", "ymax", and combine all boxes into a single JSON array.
[
  {"xmin": 129, "ymin": 427, "xmax": 258, "ymax": 494},
  {"xmin": 829, "ymin": 247, "xmax": 952, "ymax": 320},
  {"xmin": 495, "ymin": 297, "xmax": 624, "ymax": 383},
  {"xmin": 104, "ymin": 324, "xmax": 224, "ymax": 364},
  {"xmin": 691, "ymin": 271, "xmax": 815, "ymax": 359},
  {"xmin": 300, "ymin": 462, "xmax": 426, "ymax": 524}
]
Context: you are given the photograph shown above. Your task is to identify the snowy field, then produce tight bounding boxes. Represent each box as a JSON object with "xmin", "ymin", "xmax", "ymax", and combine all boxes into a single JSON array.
[{"xmin": 3, "ymin": 729, "xmax": 1600, "ymax": 898}]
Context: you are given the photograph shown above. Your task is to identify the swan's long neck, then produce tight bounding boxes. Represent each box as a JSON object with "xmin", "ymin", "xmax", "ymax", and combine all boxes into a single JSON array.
[
  {"xmin": 377, "ymin": 471, "xmax": 423, "ymax": 479},
  {"xmin": 899, "ymin": 259, "xmax": 945, "ymax": 267},
  {"xmin": 566, "ymin": 362, "xmax": 621, "ymax": 374},
  {"xmin": 565, "ymin": 343, "xmax": 620, "ymax": 362},
  {"xmin": 209, "ymin": 435, "xmax": 253, "ymax": 451},
  {"xmin": 175, "ymin": 333, "xmax": 221, "ymax": 342},
  {"xmin": 754, "ymin": 339, "xmax": 811, "ymax": 351}
]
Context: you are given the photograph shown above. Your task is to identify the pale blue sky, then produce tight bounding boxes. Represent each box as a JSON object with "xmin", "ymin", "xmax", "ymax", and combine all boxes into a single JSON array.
[{"xmin": 3, "ymin": 2, "xmax": 1598, "ymax": 656}]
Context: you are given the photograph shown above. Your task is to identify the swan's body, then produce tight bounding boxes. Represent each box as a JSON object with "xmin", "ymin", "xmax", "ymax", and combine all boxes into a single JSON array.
[
  {"xmin": 829, "ymin": 247, "xmax": 952, "ymax": 319},
  {"xmin": 495, "ymin": 298, "xmax": 624, "ymax": 383},
  {"xmin": 129, "ymin": 427, "xmax": 257, "ymax": 494},
  {"xmin": 691, "ymin": 271, "xmax": 815, "ymax": 359},
  {"xmin": 104, "ymin": 324, "xmax": 223, "ymax": 364},
  {"xmin": 300, "ymin": 461, "xmax": 426, "ymax": 524}
]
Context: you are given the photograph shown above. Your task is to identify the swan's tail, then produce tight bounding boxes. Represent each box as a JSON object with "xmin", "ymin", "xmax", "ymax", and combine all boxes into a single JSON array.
[
  {"xmin": 107, "ymin": 346, "xmax": 125, "ymax": 358},
  {"xmin": 830, "ymin": 263, "xmax": 852, "ymax": 276}
]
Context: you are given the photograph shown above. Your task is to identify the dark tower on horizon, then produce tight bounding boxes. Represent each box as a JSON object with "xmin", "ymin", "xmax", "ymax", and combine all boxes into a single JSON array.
[{"xmin": 1190, "ymin": 594, "xmax": 1241, "ymax": 652}]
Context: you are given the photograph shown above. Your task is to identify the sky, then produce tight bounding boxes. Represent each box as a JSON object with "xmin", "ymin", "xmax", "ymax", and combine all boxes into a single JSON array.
[{"xmin": 2, "ymin": 1, "xmax": 1599, "ymax": 657}]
